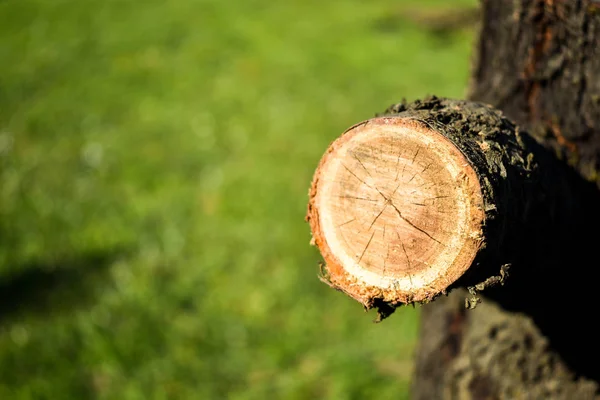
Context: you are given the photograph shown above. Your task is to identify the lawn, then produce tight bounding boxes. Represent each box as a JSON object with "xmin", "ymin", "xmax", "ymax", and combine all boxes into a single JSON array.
[{"xmin": 0, "ymin": 0, "xmax": 476, "ymax": 398}]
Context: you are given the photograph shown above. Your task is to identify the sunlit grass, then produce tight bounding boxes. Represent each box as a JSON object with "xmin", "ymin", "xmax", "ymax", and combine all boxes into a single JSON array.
[{"xmin": 0, "ymin": 0, "xmax": 476, "ymax": 398}]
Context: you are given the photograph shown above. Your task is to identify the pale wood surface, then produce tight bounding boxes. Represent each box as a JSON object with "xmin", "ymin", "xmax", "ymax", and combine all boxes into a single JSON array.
[{"xmin": 307, "ymin": 117, "xmax": 484, "ymax": 305}]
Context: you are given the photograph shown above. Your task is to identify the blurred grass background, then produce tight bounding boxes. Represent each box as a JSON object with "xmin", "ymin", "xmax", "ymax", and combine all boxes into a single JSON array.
[{"xmin": 0, "ymin": 0, "xmax": 477, "ymax": 398}]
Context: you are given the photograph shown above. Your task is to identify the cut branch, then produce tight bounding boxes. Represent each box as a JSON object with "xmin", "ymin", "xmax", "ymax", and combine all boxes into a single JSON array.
[{"xmin": 307, "ymin": 97, "xmax": 567, "ymax": 312}]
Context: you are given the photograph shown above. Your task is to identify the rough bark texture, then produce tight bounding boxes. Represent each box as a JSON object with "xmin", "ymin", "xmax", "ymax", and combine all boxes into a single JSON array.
[
  {"xmin": 413, "ymin": 1, "xmax": 600, "ymax": 399},
  {"xmin": 469, "ymin": 0, "xmax": 600, "ymax": 185},
  {"xmin": 414, "ymin": 289, "xmax": 599, "ymax": 400}
]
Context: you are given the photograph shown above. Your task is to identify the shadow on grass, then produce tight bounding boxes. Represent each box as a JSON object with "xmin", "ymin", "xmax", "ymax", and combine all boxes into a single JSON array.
[{"xmin": 0, "ymin": 248, "xmax": 130, "ymax": 325}]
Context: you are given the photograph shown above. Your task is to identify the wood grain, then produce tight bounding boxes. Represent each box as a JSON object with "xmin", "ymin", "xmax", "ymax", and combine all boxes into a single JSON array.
[{"xmin": 307, "ymin": 117, "xmax": 484, "ymax": 306}]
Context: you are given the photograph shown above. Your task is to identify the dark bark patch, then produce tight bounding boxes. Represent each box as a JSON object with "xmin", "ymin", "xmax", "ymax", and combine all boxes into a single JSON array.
[
  {"xmin": 441, "ymin": 304, "xmax": 466, "ymax": 362},
  {"xmin": 468, "ymin": 373, "xmax": 498, "ymax": 400}
]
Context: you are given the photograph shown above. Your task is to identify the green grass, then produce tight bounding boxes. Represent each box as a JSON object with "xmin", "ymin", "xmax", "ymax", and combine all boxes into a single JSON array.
[{"xmin": 0, "ymin": 0, "xmax": 476, "ymax": 398}]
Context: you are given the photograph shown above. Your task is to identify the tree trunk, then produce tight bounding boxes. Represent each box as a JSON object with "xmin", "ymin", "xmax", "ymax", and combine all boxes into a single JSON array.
[{"xmin": 413, "ymin": 1, "xmax": 600, "ymax": 399}]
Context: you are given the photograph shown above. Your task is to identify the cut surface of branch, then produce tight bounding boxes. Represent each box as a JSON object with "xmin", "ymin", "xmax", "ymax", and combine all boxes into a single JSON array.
[{"xmin": 308, "ymin": 117, "xmax": 485, "ymax": 305}]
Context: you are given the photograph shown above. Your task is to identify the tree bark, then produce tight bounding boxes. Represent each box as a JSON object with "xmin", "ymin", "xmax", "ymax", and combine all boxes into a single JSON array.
[
  {"xmin": 413, "ymin": 1, "xmax": 600, "ymax": 399},
  {"xmin": 469, "ymin": 0, "xmax": 600, "ymax": 185}
]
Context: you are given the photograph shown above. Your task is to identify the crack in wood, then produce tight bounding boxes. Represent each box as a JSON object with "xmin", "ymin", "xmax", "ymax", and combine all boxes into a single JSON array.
[
  {"xmin": 358, "ymin": 230, "xmax": 376, "ymax": 264},
  {"xmin": 390, "ymin": 202, "xmax": 443, "ymax": 245}
]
